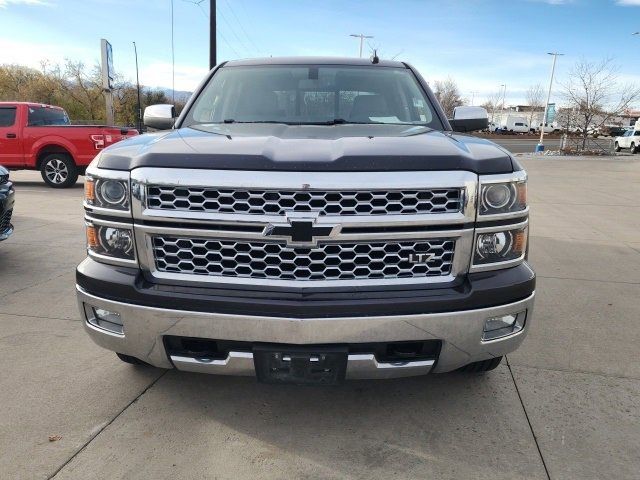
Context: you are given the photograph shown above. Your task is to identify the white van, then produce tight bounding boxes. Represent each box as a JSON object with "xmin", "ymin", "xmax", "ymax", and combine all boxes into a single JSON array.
[{"xmin": 503, "ymin": 116, "xmax": 529, "ymax": 134}]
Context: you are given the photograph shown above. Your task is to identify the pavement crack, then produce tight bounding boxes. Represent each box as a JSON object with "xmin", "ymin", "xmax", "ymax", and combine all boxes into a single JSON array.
[
  {"xmin": 47, "ymin": 369, "xmax": 168, "ymax": 479},
  {"xmin": 505, "ymin": 356, "xmax": 552, "ymax": 480}
]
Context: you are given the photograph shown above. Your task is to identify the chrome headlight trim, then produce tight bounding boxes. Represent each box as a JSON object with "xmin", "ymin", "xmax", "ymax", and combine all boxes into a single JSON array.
[
  {"xmin": 470, "ymin": 219, "xmax": 528, "ymax": 273},
  {"xmin": 84, "ymin": 166, "xmax": 131, "ymax": 214},
  {"xmin": 478, "ymin": 171, "xmax": 527, "ymax": 219}
]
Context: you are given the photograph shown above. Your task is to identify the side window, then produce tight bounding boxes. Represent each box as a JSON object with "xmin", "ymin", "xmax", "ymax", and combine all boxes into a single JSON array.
[
  {"xmin": 0, "ymin": 107, "xmax": 16, "ymax": 127},
  {"xmin": 28, "ymin": 107, "xmax": 69, "ymax": 126},
  {"xmin": 28, "ymin": 107, "xmax": 45, "ymax": 126},
  {"xmin": 634, "ymin": 131, "xmax": 640, "ymax": 136}
]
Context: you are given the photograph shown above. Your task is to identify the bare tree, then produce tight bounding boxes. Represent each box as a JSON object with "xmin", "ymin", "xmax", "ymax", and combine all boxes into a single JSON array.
[
  {"xmin": 561, "ymin": 58, "xmax": 640, "ymax": 148},
  {"xmin": 482, "ymin": 90, "xmax": 504, "ymax": 125},
  {"xmin": 433, "ymin": 77, "xmax": 465, "ymax": 117},
  {"xmin": 525, "ymin": 83, "xmax": 545, "ymax": 129}
]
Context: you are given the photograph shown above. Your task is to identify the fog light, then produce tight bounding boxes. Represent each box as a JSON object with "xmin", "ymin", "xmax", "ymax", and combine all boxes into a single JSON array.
[
  {"xmin": 84, "ymin": 304, "xmax": 124, "ymax": 335},
  {"xmin": 482, "ymin": 311, "xmax": 526, "ymax": 341}
]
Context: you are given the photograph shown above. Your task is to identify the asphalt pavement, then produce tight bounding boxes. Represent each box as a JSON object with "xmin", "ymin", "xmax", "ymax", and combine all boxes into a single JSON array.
[
  {"xmin": 488, "ymin": 136, "xmax": 562, "ymax": 153},
  {"xmin": 0, "ymin": 156, "xmax": 639, "ymax": 479}
]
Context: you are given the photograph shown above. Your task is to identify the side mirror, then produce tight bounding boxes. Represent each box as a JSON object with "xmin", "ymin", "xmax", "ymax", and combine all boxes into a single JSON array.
[
  {"xmin": 143, "ymin": 104, "xmax": 176, "ymax": 130},
  {"xmin": 449, "ymin": 106, "xmax": 489, "ymax": 133}
]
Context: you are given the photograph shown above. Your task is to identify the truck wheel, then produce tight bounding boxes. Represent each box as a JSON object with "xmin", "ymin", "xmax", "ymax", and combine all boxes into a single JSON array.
[
  {"xmin": 40, "ymin": 153, "xmax": 78, "ymax": 188},
  {"xmin": 459, "ymin": 356, "xmax": 503, "ymax": 373},
  {"xmin": 614, "ymin": 142, "xmax": 621, "ymax": 152},
  {"xmin": 116, "ymin": 353, "xmax": 149, "ymax": 366},
  {"xmin": 631, "ymin": 143, "xmax": 637, "ymax": 154}
]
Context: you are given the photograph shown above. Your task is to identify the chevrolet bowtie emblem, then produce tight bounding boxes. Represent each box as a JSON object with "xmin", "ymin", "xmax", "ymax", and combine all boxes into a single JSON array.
[{"xmin": 263, "ymin": 216, "xmax": 337, "ymax": 246}]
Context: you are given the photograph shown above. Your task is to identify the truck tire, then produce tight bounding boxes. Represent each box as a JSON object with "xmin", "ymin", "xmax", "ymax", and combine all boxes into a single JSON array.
[
  {"xmin": 631, "ymin": 143, "xmax": 637, "ymax": 154},
  {"xmin": 614, "ymin": 142, "xmax": 621, "ymax": 152},
  {"xmin": 40, "ymin": 153, "xmax": 79, "ymax": 188},
  {"xmin": 116, "ymin": 353, "xmax": 149, "ymax": 366},
  {"xmin": 459, "ymin": 356, "xmax": 503, "ymax": 373}
]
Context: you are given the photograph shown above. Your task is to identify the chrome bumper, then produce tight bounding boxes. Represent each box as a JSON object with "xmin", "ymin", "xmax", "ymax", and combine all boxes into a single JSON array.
[{"xmin": 77, "ymin": 286, "xmax": 535, "ymax": 377}]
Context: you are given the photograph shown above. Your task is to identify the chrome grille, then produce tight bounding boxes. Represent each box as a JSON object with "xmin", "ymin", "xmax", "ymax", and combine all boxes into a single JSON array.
[
  {"xmin": 146, "ymin": 186, "xmax": 463, "ymax": 216},
  {"xmin": 152, "ymin": 236, "xmax": 455, "ymax": 281}
]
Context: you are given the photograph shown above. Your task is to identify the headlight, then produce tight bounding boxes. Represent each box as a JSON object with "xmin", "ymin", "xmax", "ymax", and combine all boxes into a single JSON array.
[
  {"xmin": 479, "ymin": 178, "xmax": 527, "ymax": 215},
  {"xmin": 86, "ymin": 223, "xmax": 135, "ymax": 261},
  {"xmin": 473, "ymin": 226, "xmax": 527, "ymax": 267},
  {"xmin": 85, "ymin": 176, "xmax": 130, "ymax": 211}
]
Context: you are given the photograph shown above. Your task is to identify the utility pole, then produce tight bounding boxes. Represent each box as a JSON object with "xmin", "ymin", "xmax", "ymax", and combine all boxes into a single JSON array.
[
  {"xmin": 210, "ymin": 0, "xmax": 217, "ymax": 68},
  {"xmin": 133, "ymin": 42, "xmax": 142, "ymax": 133},
  {"xmin": 470, "ymin": 91, "xmax": 478, "ymax": 106},
  {"xmin": 350, "ymin": 33, "xmax": 373, "ymax": 58},
  {"xmin": 536, "ymin": 52, "xmax": 564, "ymax": 153}
]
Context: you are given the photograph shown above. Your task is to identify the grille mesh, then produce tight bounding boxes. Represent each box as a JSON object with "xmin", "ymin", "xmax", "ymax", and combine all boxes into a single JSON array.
[
  {"xmin": 0, "ymin": 174, "xmax": 8, "ymax": 185},
  {"xmin": 0, "ymin": 209, "xmax": 12, "ymax": 232},
  {"xmin": 146, "ymin": 186, "xmax": 463, "ymax": 216},
  {"xmin": 152, "ymin": 236, "xmax": 455, "ymax": 281}
]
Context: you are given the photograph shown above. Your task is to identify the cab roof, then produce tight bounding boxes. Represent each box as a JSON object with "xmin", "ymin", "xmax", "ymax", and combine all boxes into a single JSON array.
[
  {"xmin": 223, "ymin": 56, "xmax": 408, "ymax": 68},
  {"xmin": 0, "ymin": 101, "xmax": 64, "ymax": 109}
]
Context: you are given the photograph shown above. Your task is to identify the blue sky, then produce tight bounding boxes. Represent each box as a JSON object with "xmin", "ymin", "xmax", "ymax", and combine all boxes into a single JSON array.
[{"xmin": 2, "ymin": 0, "xmax": 640, "ymax": 105}]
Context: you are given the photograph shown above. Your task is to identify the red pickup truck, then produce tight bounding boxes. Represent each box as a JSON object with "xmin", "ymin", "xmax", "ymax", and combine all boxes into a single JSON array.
[{"xmin": 0, "ymin": 102, "xmax": 138, "ymax": 187}]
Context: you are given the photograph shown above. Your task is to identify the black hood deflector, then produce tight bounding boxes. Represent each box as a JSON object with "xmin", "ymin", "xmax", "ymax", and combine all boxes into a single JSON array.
[{"xmin": 97, "ymin": 124, "xmax": 517, "ymax": 174}]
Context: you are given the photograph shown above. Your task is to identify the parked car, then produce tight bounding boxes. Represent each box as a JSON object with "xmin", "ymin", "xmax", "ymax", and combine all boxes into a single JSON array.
[
  {"xmin": 0, "ymin": 165, "xmax": 14, "ymax": 242},
  {"xmin": 0, "ymin": 102, "xmax": 138, "ymax": 188},
  {"xmin": 602, "ymin": 125, "xmax": 629, "ymax": 138},
  {"xmin": 77, "ymin": 57, "xmax": 535, "ymax": 384},
  {"xmin": 614, "ymin": 128, "xmax": 640, "ymax": 153}
]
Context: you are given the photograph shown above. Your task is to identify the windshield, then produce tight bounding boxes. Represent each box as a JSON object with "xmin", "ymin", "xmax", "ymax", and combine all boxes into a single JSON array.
[{"xmin": 183, "ymin": 65, "xmax": 443, "ymax": 129}]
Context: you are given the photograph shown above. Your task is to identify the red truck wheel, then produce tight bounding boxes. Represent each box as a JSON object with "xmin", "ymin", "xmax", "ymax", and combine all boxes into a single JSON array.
[{"xmin": 40, "ymin": 153, "xmax": 79, "ymax": 188}]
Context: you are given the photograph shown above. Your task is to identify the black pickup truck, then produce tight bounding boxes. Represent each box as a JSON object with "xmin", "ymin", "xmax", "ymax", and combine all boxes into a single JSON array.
[
  {"xmin": 0, "ymin": 165, "xmax": 14, "ymax": 242},
  {"xmin": 76, "ymin": 57, "xmax": 535, "ymax": 384}
]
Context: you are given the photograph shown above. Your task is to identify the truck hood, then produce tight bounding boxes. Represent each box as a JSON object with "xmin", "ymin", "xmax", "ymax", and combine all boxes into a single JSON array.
[{"xmin": 97, "ymin": 123, "xmax": 516, "ymax": 174}]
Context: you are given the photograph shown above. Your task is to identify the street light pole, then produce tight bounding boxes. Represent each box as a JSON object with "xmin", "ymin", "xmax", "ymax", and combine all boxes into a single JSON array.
[
  {"xmin": 350, "ymin": 33, "xmax": 373, "ymax": 58},
  {"xmin": 536, "ymin": 52, "xmax": 564, "ymax": 153}
]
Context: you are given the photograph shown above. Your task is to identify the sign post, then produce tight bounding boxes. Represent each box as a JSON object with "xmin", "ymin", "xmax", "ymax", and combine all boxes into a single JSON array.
[{"xmin": 101, "ymin": 39, "xmax": 115, "ymax": 125}]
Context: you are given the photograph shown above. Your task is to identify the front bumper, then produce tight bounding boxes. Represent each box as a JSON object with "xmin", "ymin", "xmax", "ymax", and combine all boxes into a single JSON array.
[
  {"xmin": 76, "ymin": 274, "xmax": 535, "ymax": 377},
  {"xmin": 0, "ymin": 180, "xmax": 15, "ymax": 241}
]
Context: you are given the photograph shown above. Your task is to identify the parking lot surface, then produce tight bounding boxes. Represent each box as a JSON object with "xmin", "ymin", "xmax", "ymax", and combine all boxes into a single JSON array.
[{"xmin": 1, "ymin": 156, "xmax": 639, "ymax": 479}]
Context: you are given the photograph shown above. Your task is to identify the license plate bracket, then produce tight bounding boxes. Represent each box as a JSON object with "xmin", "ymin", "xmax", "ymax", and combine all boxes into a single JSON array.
[{"xmin": 253, "ymin": 345, "xmax": 348, "ymax": 385}]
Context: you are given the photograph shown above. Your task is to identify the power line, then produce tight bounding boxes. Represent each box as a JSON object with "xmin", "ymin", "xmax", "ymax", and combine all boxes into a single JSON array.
[
  {"xmin": 222, "ymin": 0, "xmax": 262, "ymax": 55},
  {"xmin": 216, "ymin": 4, "xmax": 252, "ymax": 56},
  {"xmin": 183, "ymin": 0, "xmax": 241, "ymax": 58}
]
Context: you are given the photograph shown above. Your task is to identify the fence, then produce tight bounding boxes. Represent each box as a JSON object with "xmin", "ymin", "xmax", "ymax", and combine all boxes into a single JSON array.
[{"xmin": 559, "ymin": 135, "xmax": 615, "ymax": 155}]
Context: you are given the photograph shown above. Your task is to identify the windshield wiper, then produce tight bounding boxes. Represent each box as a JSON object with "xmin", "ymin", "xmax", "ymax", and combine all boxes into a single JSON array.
[{"xmin": 222, "ymin": 119, "xmax": 295, "ymax": 124}]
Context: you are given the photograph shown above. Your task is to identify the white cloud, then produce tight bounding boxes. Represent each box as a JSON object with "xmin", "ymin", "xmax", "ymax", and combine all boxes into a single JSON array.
[
  {"xmin": 0, "ymin": 0, "xmax": 51, "ymax": 8},
  {"xmin": 616, "ymin": 0, "xmax": 640, "ymax": 5},
  {"xmin": 139, "ymin": 62, "xmax": 209, "ymax": 92}
]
